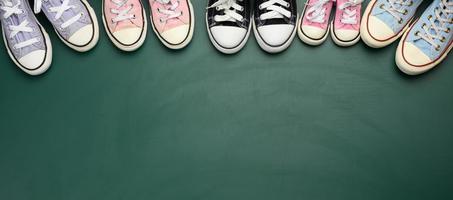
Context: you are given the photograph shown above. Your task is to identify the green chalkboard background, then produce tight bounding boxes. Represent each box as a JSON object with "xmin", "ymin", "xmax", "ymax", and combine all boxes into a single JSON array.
[{"xmin": 1, "ymin": 1, "xmax": 452, "ymax": 199}]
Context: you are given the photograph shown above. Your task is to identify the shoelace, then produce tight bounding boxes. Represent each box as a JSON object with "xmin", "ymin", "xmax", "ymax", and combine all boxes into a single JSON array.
[
  {"xmin": 0, "ymin": 0, "xmax": 40, "ymax": 49},
  {"xmin": 380, "ymin": 0, "xmax": 413, "ymax": 23},
  {"xmin": 258, "ymin": 0, "xmax": 291, "ymax": 20},
  {"xmin": 339, "ymin": 0, "xmax": 363, "ymax": 24},
  {"xmin": 416, "ymin": 0, "xmax": 452, "ymax": 50},
  {"xmin": 156, "ymin": 0, "xmax": 182, "ymax": 23},
  {"xmin": 110, "ymin": 0, "xmax": 134, "ymax": 23},
  {"xmin": 34, "ymin": 0, "xmax": 82, "ymax": 29},
  {"xmin": 207, "ymin": 0, "xmax": 244, "ymax": 22},
  {"xmin": 306, "ymin": 0, "xmax": 330, "ymax": 23}
]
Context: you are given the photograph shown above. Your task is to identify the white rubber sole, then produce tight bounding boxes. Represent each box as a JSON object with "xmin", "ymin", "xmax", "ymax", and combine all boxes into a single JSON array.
[
  {"xmin": 205, "ymin": 14, "xmax": 251, "ymax": 54},
  {"xmin": 330, "ymin": 21, "xmax": 361, "ymax": 47},
  {"xmin": 102, "ymin": 1, "xmax": 147, "ymax": 52},
  {"xmin": 150, "ymin": 0, "xmax": 194, "ymax": 49},
  {"xmin": 360, "ymin": 0, "xmax": 413, "ymax": 48},
  {"xmin": 395, "ymin": 27, "xmax": 453, "ymax": 75},
  {"xmin": 54, "ymin": 0, "xmax": 99, "ymax": 52},
  {"xmin": 253, "ymin": 15, "xmax": 298, "ymax": 53},
  {"xmin": 2, "ymin": 22, "xmax": 52, "ymax": 76}
]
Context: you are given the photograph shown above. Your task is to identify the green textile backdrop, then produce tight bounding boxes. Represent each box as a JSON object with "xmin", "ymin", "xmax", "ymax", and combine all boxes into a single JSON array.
[{"xmin": 1, "ymin": 1, "xmax": 452, "ymax": 200}]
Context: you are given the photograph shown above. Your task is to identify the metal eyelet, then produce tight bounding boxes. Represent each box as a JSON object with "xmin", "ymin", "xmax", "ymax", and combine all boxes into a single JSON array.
[
  {"xmin": 398, "ymin": 18, "xmax": 403, "ymax": 24},
  {"xmin": 440, "ymin": 36, "xmax": 445, "ymax": 43},
  {"xmin": 435, "ymin": 46, "xmax": 440, "ymax": 51},
  {"xmin": 379, "ymin": 4, "xmax": 384, "ymax": 9},
  {"xmin": 403, "ymin": 9, "xmax": 408, "ymax": 15}
]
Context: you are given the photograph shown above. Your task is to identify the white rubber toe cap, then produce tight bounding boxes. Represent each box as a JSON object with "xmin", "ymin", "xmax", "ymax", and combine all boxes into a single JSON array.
[
  {"xmin": 301, "ymin": 25, "xmax": 327, "ymax": 40},
  {"xmin": 210, "ymin": 26, "xmax": 247, "ymax": 48},
  {"xmin": 334, "ymin": 29, "xmax": 359, "ymax": 41},
  {"xmin": 161, "ymin": 25, "xmax": 190, "ymax": 45},
  {"xmin": 401, "ymin": 42, "xmax": 431, "ymax": 65},
  {"xmin": 257, "ymin": 24, "xmax": 294, "ymax": 46},
  {"xmin": 367, "ymin": 16, "xmax": 395, "ymax": 40},
  {"xmin": 68, "ymin": 25, "xmax": 94, "ymax": 46},
  {"xmin": 112, "ymin": 27, "xmax": 142, "ymax": 45},
  {"xmin": 19, "ymin": 50, "xmax": 46, "ymax": 70}
]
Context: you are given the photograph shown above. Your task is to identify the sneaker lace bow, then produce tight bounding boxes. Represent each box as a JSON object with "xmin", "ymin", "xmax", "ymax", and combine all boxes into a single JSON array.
[
  {"xmin": 34, "ymin": 0, "xmax": 82, "ymax": 29},
  {"xmin": 156, "ymin": 0, "xmax": 182, "ymax": 23},
  {"xmin": 339, "ymin": 0, "xmax": 363, "ymax": 24},
  {"xmin": 416, "ymin": 0, "xmax": 452, "ymax": 50},
  {"xmin": 110, "ymin": 0, "xmax": 135, "ymax": 23},
  {"xmin": 0, "ymin": 0, "xmax": 40, "ymax": 49},
  {"xmin": 381, "ymin": 0, "xmax": 413, "ymax": 23},
  {"xmin": 306, "ymin": 0, "xmax": 330, "ymax": 23},
  {"xmin": 207, "ymin": 0, "xmax": 244, "ymax": 22},
  {"xmin": 258, "ymin": 0, "xmax": 291, "ymax": 20}
]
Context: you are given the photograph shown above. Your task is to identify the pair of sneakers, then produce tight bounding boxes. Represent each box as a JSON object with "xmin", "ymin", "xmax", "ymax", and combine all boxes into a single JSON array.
[
  {"xmin": 361, "ymin": 0, "xmax": 452, "ymax": 75},
  {"xmin": 299, "ymin": 0, "xmax": 363, "ymax": 46},
  {"xmin": 206, "ymin": 0, "xmax": 298, "ymax": 54},
  {"xmin": 0, "ymin": 0, "xmax": 99, "ymax": 75},
  {"xmin": 102, "ymin": 0, "xmax": 194, "ymax": 51}
]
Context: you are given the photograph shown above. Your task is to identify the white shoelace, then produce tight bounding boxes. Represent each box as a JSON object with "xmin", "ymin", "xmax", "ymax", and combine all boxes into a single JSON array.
[
  {"xmin": 416, "ymin": 0, "xmax": 452, "ymax": 50},
  {"xmin": 339, "ymin": 0, "xmax": 363, "ymax": 24},
  {"xmin": 110, "ymin": 0, "xmax": 134, "ymax": 23},
  {"xmin": 258, "ymin": 0, "xmax": 291, "ymax": 20},
  {"xmin": 306, "ymin": 0, "xmax": 330, "ymax": 23},
  {"xmin": 381, "ymin": 0, "xmax": 413, "ymax": 23},
  {"xmin": 34, "ymin": 0, "xmax": 82, "ymax": 29},
  {"xmin": 0, "ymin": 1, "xmax": 40, "ymax": 49},
  {"xmin": 207, "ymin": 0, "xmax": 244, "ymax": 22},
  {"xmin": 156, "ymin": 0, "xmax": 182, "ymax": 23}
]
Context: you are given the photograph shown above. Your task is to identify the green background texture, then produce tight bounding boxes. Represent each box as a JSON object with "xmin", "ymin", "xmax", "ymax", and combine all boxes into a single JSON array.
[{"xmin": 0, "ymin": 1, "xmax": 452, "ymax": 200}]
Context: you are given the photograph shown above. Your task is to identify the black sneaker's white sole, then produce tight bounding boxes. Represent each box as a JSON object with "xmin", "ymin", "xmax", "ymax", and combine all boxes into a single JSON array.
[
  {"xmin": 205, "ymin": 14, "xmax": 251, "ymax": 54},
  {"xmin": 252, "ymin": 15, "xmax": 298, "ymax": 54}
]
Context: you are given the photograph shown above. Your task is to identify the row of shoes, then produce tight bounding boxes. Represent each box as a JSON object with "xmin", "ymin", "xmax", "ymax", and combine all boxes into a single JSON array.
[
  {"xmin": 362, "ymin": 0, "xmax": 452, "ymax": 75},
  {"xmin": 2, "ymin": 0, "xmax": 452, "ymax": 76},
  {"xmin": 207, "ymin": 0, "xmax": 452, "ymax": 75},
  {"xmin": 0, "ymin": 0, "xmax": 99, "ymax": 75},
  {"xmin": 0, "ymin": 0, "xmax": 195, "ymax": 75},
  {"xmin": 206, "ymin": 0, "xmax": 364, "ymax": 54}
]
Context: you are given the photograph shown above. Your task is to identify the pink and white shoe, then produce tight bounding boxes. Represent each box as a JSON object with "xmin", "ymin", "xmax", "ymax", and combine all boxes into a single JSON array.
[
  {"xmin": 102, "ymin": 0, "xmax": 147, "ymax": 51},
  {"xmin": 149, "ymin": 0, "xmax": 194, "ymax": 49},
  {"xmin": 298, "ymin": 0, "xmax": 333, "ymax": 45},
  {"xmin": 331, "ymin": 0, "xmax": 362, "ymax": 46}
]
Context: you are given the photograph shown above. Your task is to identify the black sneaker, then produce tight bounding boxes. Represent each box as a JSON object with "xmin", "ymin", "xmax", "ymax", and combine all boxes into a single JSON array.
[
  {"xmin": 206, "ymin": 0, "xmax": 251, "ymax": 54},
  {"xmin": 253, "ymin": 0, "xmax": 298, "ymax": 53}
]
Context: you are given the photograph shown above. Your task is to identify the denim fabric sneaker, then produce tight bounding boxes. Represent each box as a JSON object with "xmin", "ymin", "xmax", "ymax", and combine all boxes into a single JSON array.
[
  {"xmin": 1, "ymin": 0, "xmax": 52, "ymax": 75},
  {"xmin": 361, "ymin": 0, "xmax": 422, "ymax": 48},
  {"xmin": 396, "ymin": 0, "xmax": 452, "ymax": 75},
  {"xmin": 34, "ymin": 0, "xmax": 99, "ymax": 52}
]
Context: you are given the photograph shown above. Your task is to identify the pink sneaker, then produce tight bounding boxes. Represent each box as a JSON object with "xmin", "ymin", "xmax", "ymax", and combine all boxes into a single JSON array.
[
  {"xmin": 298, "ymin": 0, "xmax": 333, "ymax": 46},
  {"xmin": 331, "ymin": 0, "xmax": 362, "ymax": 46},
  {"xmin": 149, "ymin": 0, "xmax": 194, "ymax": 49},
  {"xmin": 102, "ymin": 0, "xmax": 147, "ymax": 51}
]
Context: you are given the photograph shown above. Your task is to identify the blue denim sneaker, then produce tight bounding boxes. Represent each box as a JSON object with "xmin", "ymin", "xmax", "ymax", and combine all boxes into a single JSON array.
[
  {"xmin": 360, "ymin": 0, "xmax": 422, "ymax": 48},
  {"xmin": 34, "ymin": 0, "xmax": 99, "ymax": 52},
  {"xmin": 396, "ymin": 0, "xmax": 452, "ymax": 75},
  {"xmin": 1, "ymin": 0, "xmax": 52, "ymax": 75}
]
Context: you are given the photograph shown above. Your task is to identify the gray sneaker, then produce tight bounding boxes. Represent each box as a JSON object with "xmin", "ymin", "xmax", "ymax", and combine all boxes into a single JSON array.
[
  {"xmin": 34, "ymin": 0, "xmax": 99, "ymax": 52},
  {"xmin": 0, "ymin": 0, "xmax": 52, "ymax": 75}
]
